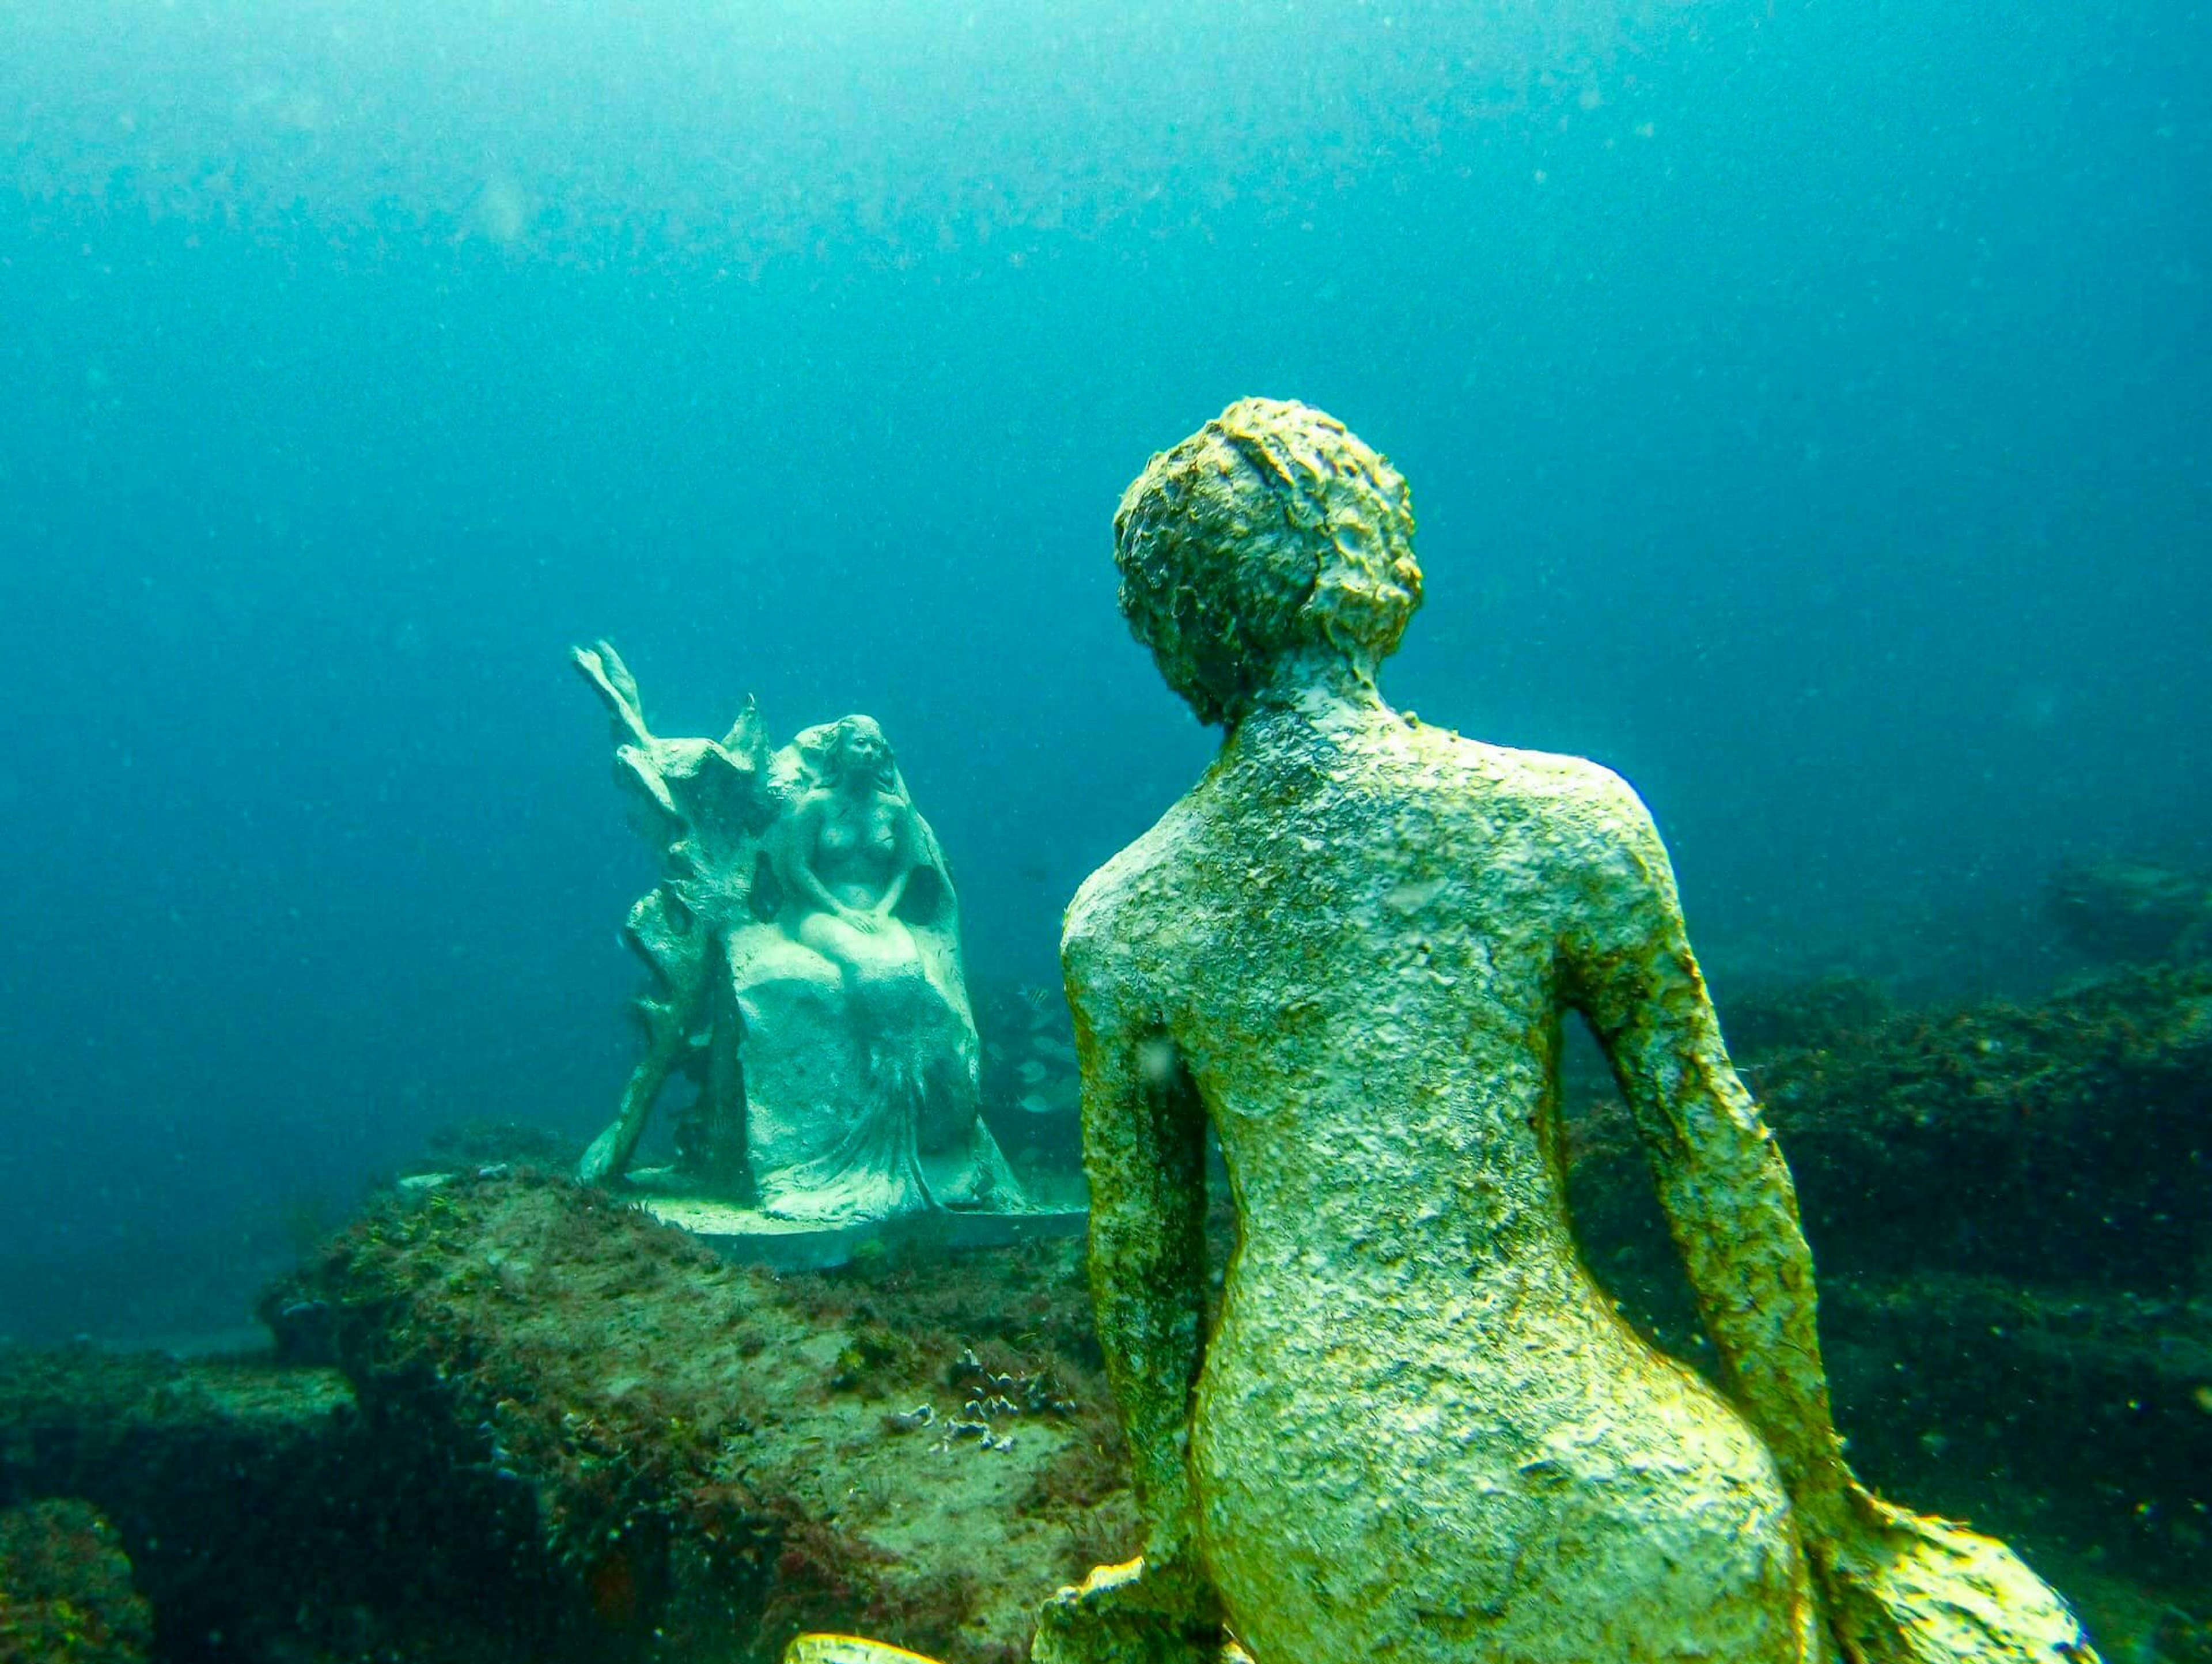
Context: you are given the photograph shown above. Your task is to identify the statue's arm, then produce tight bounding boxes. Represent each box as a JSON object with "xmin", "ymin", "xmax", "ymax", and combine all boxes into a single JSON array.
[
  {"xmin": 1559, "ymin": 772, "xmax": 1851, "ymax": 1530},
  {"xmin": 1065, "ymin": 924, "xmax": 1214, "ymax": 1594},
  {"xmin": 1564, "ymin": 770, "xmax": 2103, "ymax": 1660}
]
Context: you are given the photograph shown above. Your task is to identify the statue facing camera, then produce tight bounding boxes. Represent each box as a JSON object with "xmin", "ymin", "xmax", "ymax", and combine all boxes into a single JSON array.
[{"xmin": 573, "ymin": 643, "xmax": 1021, "ymax": 1227}]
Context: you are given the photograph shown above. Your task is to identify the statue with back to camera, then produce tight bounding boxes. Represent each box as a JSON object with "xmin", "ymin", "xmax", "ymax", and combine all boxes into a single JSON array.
[
  {"xmin": 1023, "ymin": 399, "xmax": 2099, "ymax": 1664},
  {"xmin": 571, "ymin": 642, "xmax": 1021, "ymax": 1226}
]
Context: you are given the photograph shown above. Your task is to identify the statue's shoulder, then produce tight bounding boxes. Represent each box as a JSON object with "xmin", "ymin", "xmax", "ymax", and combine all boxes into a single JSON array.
[
  {"xmin": 1412, "ymin": 728, "xmax": 1633, "ymax": 805},
  {"xmin": 1421, "ymin": 730, "xmax": 1661, "ymax": 863},
  {"xmin": 1061, "ymin": 797, "xmax": 1200, "ymax": 968}
]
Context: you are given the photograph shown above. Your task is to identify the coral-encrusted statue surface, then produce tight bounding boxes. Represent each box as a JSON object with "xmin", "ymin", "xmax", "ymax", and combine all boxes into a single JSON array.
[
  {"xmin": 1035, "ymin": 400, "xmax": 2098, "ymax": 1664},
  {"xmin": 574, "ymin": 642, "xmax": 1021, "ymax": 1225}
]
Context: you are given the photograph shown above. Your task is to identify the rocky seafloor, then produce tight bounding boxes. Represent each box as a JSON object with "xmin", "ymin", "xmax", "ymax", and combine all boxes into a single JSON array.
[{"xmin": 4, "ymin": 868, "xmax": 2208, "ymax": 1664}]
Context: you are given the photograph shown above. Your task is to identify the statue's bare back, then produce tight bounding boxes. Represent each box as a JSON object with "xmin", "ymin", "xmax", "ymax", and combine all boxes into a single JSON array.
[{"xmin": 1070, "ymin": 714, "xmax": 1824, "ymax": 1661}]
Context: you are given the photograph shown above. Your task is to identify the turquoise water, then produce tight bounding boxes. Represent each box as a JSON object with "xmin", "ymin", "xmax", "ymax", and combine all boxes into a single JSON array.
[{"xmin": 1, "ymin": 0, "xmax": 2205, "ymax": 1409}]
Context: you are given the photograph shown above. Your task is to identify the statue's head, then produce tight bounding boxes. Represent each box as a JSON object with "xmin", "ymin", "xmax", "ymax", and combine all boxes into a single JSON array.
[
  {"xmin": 789, "ymin": 715, "xmax": 900, "ymax": 797},
  {"xmin": 823, "ymin": 716, "xmax": 896, "ymax": 791},
  {"xmin": 1113, "ymin": 398, "xmax": 1422, "ymax": 727}
]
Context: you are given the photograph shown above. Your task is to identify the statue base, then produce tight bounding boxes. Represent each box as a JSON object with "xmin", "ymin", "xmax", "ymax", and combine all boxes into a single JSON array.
[{"xmin": 621, "ymin": 1167, "xmax": 1088, "ymax": 1272}]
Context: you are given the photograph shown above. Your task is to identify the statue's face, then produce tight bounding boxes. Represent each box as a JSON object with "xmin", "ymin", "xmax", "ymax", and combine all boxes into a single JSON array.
[{"xmin": 839, "ymin": 727, "xmax": 893, "ymax": 785}]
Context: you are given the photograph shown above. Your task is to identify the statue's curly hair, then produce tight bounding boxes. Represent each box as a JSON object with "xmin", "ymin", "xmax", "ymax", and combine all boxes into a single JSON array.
[{"xmin": 1112, "ymin": 398, "xmax": 1422, "ymax": 727}]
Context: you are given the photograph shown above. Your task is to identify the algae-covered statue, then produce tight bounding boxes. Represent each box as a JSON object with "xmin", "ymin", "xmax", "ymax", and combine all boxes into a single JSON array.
[
  {"xmin": 573, "ymin": 643, "xmax": 1021, "ymax": 1225},
  {"xmin": 1033, "ymin": 400, "xmax": 2097, "ymax": 1664}
]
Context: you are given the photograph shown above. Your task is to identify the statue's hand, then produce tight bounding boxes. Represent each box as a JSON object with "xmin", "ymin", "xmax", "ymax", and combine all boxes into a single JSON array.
[
  {"xmin": 1808, "ymin": 1484, "xmax": 2097, "ymax": 1664},
  {"xmin": 841, "ymin": 906, "xmax": 886, "ymax": 936}
]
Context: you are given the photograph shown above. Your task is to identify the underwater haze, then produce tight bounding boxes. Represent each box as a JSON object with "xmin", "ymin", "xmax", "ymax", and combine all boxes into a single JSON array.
[{"xmin": 2, "ymin": 0, "xmax": 2207, "ymax": 1343}]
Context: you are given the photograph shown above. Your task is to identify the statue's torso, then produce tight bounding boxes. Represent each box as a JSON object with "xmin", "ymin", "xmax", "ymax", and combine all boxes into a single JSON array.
[
  {"xmin": 1066, "ymin": 710, "xmax": 1823, "ymax": 1663},
  {"xmin": 810, "ymin": 789, "xmax": 907, "ymax": 910},
  {"xmin": 1102, "ymin": 713, "xmax": 1607, "ymax": 1292}
]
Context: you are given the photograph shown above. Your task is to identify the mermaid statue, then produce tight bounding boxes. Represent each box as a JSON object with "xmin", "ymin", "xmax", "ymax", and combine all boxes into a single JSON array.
[
  {"xmin": 572, "ymin": 643, "xmax": 1020, "ymax": 1224},
  {"xmin": 1019, "ymin": 400, "xmax": 2097, "ymax": 1664}
]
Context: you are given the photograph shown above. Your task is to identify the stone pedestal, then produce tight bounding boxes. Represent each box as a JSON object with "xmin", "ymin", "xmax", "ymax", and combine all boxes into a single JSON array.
[{"xmin": 623, "ymin": 1167, "xmax": 1086, "ymax": 1272}]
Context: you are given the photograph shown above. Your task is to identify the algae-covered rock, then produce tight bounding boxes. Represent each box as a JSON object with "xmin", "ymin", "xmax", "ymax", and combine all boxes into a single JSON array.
[
  {"xmin": 0, "ymin": 1500, "xmax": 151, "ymax": 1664},
  {"xmin": 1574, "ymin": 963, "xmax": 2212, "ymax": 1295},
  {"xmin": 2046, "ymin": 860, "xmax": 2212, "ymax": 966},
  {"xmin": 1753, "ymin": 964, "xmax": 2212, "ymax": 1291},
  {"xmin": 1716, "ymin": 973, "xmax": 1895, "ymax": 1056},
  {"xmin": 264, "ymin": 1168, "xmax": 1136, "ymax": 1664},
  {"xmin": 0, "ymin": 1346, "xmax": 521, "ymax": 1662}
]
